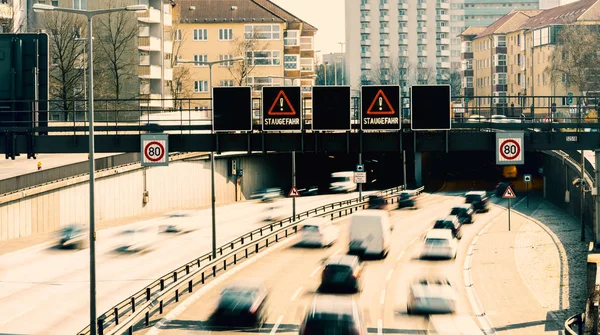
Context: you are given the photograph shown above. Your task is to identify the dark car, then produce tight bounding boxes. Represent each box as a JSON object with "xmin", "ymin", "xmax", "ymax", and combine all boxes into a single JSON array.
[
  {"xmin": 320, "ymin": 255, "xmax": 363, "ymax": 293},
  {"xmin": 210, "ymin": 280, "xmax": 269, "ymax": 327},
  {"xmin": 450, "ymin": 204, "xmax": 474, "ymax": 224},
  {"xmin": 368, "ymin": 194, "xmax": 386, "ymax": 209},
  {"xmin": 56, "ymin": 224, "xmax": 87, "ymax": 249},
  {"xmin": 298, "ymin": 295, "xmax": 367, "ymax": 335},
  {"xmin": 397, "ymin": 191, "xmax": 418, "ymax": 209},
  {"xmin": 299, "ymin": 186, "xmax": 319, "ymax": 196},
  {"xmin": 464, "ymin": 191, "xmax": 489, "ymax": 213},
  {"xmin": 433, "ymin": 216, "xmax": 462, "ymax": 239},
  {"xmin": 495, "ymin": 182, "xmax": 512, "ymax": 197}
]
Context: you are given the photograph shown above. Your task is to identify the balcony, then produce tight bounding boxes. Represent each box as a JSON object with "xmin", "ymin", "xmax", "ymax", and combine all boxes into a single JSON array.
[
  {"xmin": 381, "ymin": 62, "xmax": 391, "ymax": 69},
  {"xmin": 362, "ymin": 39, "xmax": 372, "ymax": 46},
  {"xmin": 139, "ymin": 94, "xmax": 174, "ymax": 108},
  {"xmin": 138, "ymin": 36, "xmax": 161, "ymax": 51},
  {"xmin": 361, "ymin": 51, "xmax": 372, "ymax": 58},
  {"xmin": 379, "ymin": 15, "xmax": 390, "ymax": 21},
  {"xmin": 379, "ymin": 27, "xmax": 390, "ymax": 34},
  {"xmin": 380, "ymin": 51, "xmax": 391, "ymax": 57},
  {"xmin": 361, "ymin": 63, "xmax": 372, "ymax": 70},
  {"xmin": 417, "ymin": 27, "xmax": 427, "ymax": 33},
  {"xmin": 140, "ymin": 82, "xmax": 150, "ymax": 95},
  {"xmin": 418, "ymin": 2, "xmax": 427, "ymax": 9},
  {"xmin": 0, "ymin": 4, "xmax": 13, "ymax": 20},
  {"xmin": 398, "ymin": 26, "xmax": 407, "ymax": 33},
  {"xmin": 437, "ymin": 14, "xmax": 450, "ymax": 21},
  {"xmin": 138, "ymin": 7, "xmax": 161, "ymax": 24},
  {"xmin": 417, "ymin": 62, "xmax": 428, "ymax": 68},
  {"xmin": 437, "ymin": 49, "xmax": 450, "ymax": 56},
  {"xmin": 437, "ymin": 1, "xmax": 450, "ymax": 9},
  {"xmin": 418, "ymin": 38, "xmax": 428, "ymax": 44},
  {"xmin": 164, "ymin": 68, "xmax": 172, "ymax": 81},
  {"xmin": 417, "ymin": 14, "xmax": 427, "ymax": 21},
  {"xmin": 437, "ymin": 38, "xmax": 450, "ymax": 45},
  {"xmin": 138, "ymin": 25, "xmax": 150, "ymax": 37},
  {"xmin": 418, "ymin": 50, "xmax": 428, "ymax": 56},
  {"xmin": 437, "ymin": 61, "xmax": 451, "ymax": 68},
  {"xmin": 361, "ymin": 15, "xmax": 371, "ymax": 22},
  {"xmin": 398, "ymin": 15, "xmax": 408, "ymax": 21},
  {"xmin": 437, "ymin": 26, "xmax": 450, "ymax": 33},
  {"xmin": 399, "ymin": 50, "xmax": 408, "ymax": 57},
  {"xmin": 398, "ymin": 2, "xmax": 408, "ymax": 9},
  {"xmin": 379, "ymin": 3, "xmax": 389, "ymax": 9},
  {"xmin": 398, "ymin": 39, "xmax": 407, "ymax": 45},
  {"xmin": 380, "ymin": 38, "xmax": 390, "ymax": 45},
  {"xmin": 164, "ymin": 40, "xmax": 173, "ymax": 54},
  {"xmin": 139, "ymin": 65, "xmax": 162, "ymax": 79},
  {"xmin": 360, "ymin": 27, "xmax": 371, "ymax": 34},
  {"xmin": 139, "ymin": 54, "xmax": 150, "ymax": 66},
  {"xmin": 360, "ymin": 3, "xmax": 371, "ymax": 10},
  {"xmin": 164, "ymin": 12, "xmax": 172, "ymax": 27}
]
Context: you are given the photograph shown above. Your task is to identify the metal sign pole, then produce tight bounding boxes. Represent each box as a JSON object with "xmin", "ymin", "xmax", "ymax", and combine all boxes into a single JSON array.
[
  {"xmin": 508, "ymin": 197, "xmax": 511, "ymax": 231},
  {"xmin": 358, "ymin": 152, "xmax": 362, "ymax": 200},
  {"xmin": 292, "ymin": 151, "xmax": 296, "ymax": 221},
  {"xmin": 527, "ymin": 182, "xmax": 529, "ymax": 208}
]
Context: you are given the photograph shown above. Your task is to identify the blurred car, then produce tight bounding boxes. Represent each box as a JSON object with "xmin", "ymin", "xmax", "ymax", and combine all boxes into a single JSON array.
[
  {"xmin": 210, "ymin": 279, "xmax": 269, "ymax": 327},
  {"xmin": 56, "ymin": 224, "xmax": 87, "ymax": 249},
  {"xmin": 449, "ymin": 204, "xmax": 474, "ymax": 224},
  {"xmin": 348, "ymin": 210, "xmax": 391, "ymax": 258},
  {"xmin": 367, "ymin": 194, "xmax": 386, "ymax": 209},
  {"xmin": 397, "ymin": 191, "xmax": 418, "ymax": 209},
  {"xmin": 159, "ymin": 211, "xmax": 194, "ymax": 233},
  {"xmin": 432, "ymin": 216, "xmax": 462, "ymax": 240},
  {"xmin": 298, "ymin": 295, "xmax": 367, "ymax": 335},
  {"xmin": 299, "ymin": 186, "xmax": 319, "ymax": 196},
  {"xmin": 407, "ymin": 276, "xmax": 457, "ymax": 314},
  {"xmin": 495, "ymin": 181, "xmax": 512, "ymax": 197},
  {"xmin": 320, "ymin": 255, "xmax": 363, "ymax": 293},
  {"xmin": 420, "ymin": 229, "xmax": 458, "ymax": 259},
  {"xmin": 464, "ymin": 191, "xmax": 489, "ymax": 213},
  {"xmin": 260, "ymin": 188, "xmax": 283, "ymax": 202},
  {"xmin": 116, "ymin": 228, "xmax": 155, "ymax": 253},
  {"xmin": 466, "ymin": 115, "xmax": 487, "ymax": 123},
  {"xmin": 330, "ymin": 171, "xmax": 357, "ymax": 193},
  {"xmin": 300, "ymin": 217, "xmax": 339, "ymax": 247},
  {"xmin": 262, "ymin": 203, "xmax": 286, "ymax": 222}
]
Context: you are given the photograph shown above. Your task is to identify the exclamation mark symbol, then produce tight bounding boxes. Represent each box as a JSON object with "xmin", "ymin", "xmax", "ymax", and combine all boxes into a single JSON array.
[
  {"xmin": 378, "ymin": 96, "xmax": 383, "ymax": 110},
  {"xmin": 280, "ymin": 97, "xmax": 284, "ymax": 111}
]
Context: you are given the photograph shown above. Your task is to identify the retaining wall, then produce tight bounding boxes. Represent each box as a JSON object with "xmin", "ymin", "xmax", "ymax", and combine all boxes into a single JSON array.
[{"xmin": 0, "ymin": 153, "xmax": 290, "ymax": 241}]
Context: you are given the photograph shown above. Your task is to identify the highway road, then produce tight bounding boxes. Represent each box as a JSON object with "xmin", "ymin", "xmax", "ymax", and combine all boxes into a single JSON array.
[
  {"xmin": 141, "ymin": 191, "xmax": 516, "ymax": 335},
  {"xmin": 0, "ymin": 191, "xmax": 371, "ymax": 335},
  {"xmin": 0, "ymin": 153, "xmax": 120, "ymax": 180}
]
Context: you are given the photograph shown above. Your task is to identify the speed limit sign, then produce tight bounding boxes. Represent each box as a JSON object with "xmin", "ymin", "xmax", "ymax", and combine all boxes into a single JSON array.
[
  {"xmin": 141, "ymin": 134, "xmax": 169, "ymax": 166},
  {"xmin": 496, "ymin": 132, "xmax": 524, "ymax": 165}
]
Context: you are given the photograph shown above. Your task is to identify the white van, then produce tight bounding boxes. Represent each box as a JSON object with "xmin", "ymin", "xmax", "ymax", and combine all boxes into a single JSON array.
[
  {"xmin": 348, "ymin": 210, "xmax": 391, "ymax": 258},
  {"xmin": 330, "ymin": 171, "xmax": 357, "ymax": 193}
]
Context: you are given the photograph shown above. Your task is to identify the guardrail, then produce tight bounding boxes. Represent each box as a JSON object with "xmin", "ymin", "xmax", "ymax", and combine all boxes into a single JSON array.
[
  {"xmin": 565, "ymin": 312, "xmax": 585, "ymax": 335},
  {"xmin": 77, "ymin": 185, "xmax": 414, "ymax": 335}
]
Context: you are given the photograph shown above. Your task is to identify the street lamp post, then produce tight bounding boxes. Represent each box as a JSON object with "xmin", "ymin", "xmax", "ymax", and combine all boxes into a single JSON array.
[
  {"xmin": 177, "ymin": 57, "xmax": 244, "ymax": 259},
  {"xmin": 33, "ymin": 4, "xmax": 148, "ymax": 335}
]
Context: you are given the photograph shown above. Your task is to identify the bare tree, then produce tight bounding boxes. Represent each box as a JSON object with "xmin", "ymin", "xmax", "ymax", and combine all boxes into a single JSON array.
[
  {"xmin": 447, "ymin": 69, "xmax": 462, "ymax": 97},
  {"xmin": 169, "ymin": 16, "xmax": 193, "ymax": 105},
  {"xmin": 546, "ymin": 25, "xmax": 600, "ymax": 97},
  {"xmin": 94, "ymin": 0, "xmax": 139, "ymax": 99},
  {"xmin": 227, "ymin": 32, "xmax": 267, "ymax": 86},
  {"xmin": 42, "ymin": 11, "xmax": 85, "ymax": 120},
  {"xmin": 414, "ymin": 64, "xmax": 436, "ymax": 84}
]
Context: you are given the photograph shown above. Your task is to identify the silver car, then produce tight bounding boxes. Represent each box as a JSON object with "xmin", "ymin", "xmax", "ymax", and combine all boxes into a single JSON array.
[
  {"xmin": 56, "ymin": 225, "xmax": 87, "ymax": 249},
  {"xmin": 407, "ymin": 276, "xmax": 457, "ymax": 314}
]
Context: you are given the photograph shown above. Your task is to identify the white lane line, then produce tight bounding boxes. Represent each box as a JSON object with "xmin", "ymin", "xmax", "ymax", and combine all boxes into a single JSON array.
[
  {"xmin": 291, "ymin": 287, "xmax": 303, "ymax": 301},
  {"xmin": 396, "ymin": 250, "xmax": 405, "ymax": 261},
  {"xmin": 270, "ymin": 315, "xmax": 284, "ymax": 335},
  {"xmin": 310, "ymin": 266, "xmax": 322, "ymax": 277},
  {"xmin": 377, "ymin": 318, "xmax": 383, "ymax": 335},
  {"xmin": 385, "ymin": 269, "xmax": 393, "ymax": 281},
  {"xmin": 380, "ymin": 290, "xmax": 386, "ymax": 304}
]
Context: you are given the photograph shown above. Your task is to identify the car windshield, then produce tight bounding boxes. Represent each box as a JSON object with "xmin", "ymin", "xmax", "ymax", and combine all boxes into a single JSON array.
[
  {"xmin": 466, "ymin": 195, "xmax": 482, "ymax": 202},
  {"xmin": 220, "ymin": 289, "xmax": 257, "ymax": 307},
  {"xmin": 302, "ymin": 225, "xmax": 320, "ymax": 232},
  {"xmin": 332, "ymin": 177, "xmax": 350, "ymax": 182},
  {"xmin": 426, "ymin": 238, "xmax": 449, "ymax": 246},
  {"xmin": 450, "ymin": 208, "xmax": 465, "ymax": 215},
  {"xmin": 433, "ymin": 221, "xmax": 454, "ymax": 229},
  {"xmin": 400, "ymin": 193, "xmax": 411, "ymax": 199},
  {"xmin": 324, "ymin": 265, "xmax": 353, "ymax": 275},
  {"xmin": 303, "ymin": 319, "xmax": 358, "ymax": 335}
]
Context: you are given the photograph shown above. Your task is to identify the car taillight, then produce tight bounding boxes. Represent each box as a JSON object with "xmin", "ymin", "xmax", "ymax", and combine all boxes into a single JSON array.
[{"xmin": 481, "ymin": 198, "xmax": 487, "ymax": 203}]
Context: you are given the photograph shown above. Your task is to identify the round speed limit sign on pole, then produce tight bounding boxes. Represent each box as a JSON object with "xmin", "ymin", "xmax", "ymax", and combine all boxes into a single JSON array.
[
  {"xmin": 496, "ymin": 133, "xmax": 524, "ymax": 165},
  {"xmin": 141, "ymin": 134, "xmax": 169, "ymax": 166}
]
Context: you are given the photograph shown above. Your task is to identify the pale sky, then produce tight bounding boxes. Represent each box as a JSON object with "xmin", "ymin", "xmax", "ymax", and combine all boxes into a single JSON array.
[{"xmin": 271, "ymin": 0, "xmax": 346, "ymax": 60}]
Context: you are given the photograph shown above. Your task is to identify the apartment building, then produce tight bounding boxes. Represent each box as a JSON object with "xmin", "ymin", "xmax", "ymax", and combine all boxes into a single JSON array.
[
  {"xmin": 0, "ymin": 0, "xmax": 28, "ymax": 32},
  {"xmin": 461, "ymin": 0, "xmax": 600, "ymax": 116},
  {"xmin": 176, "ymin": 0, "xmax": 317, "ymax": 111}
]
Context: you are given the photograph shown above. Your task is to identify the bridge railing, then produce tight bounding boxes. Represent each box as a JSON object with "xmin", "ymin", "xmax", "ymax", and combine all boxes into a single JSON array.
[{"xmin": 76, "ymin": 184, "xmax": 412, "ymax": 335}]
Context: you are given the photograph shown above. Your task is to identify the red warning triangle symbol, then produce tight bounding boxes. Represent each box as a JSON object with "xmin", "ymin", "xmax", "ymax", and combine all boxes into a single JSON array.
[
  {"xmin": 366, "ymin": 89, "xmax": 395, "ymax": 115},
  {"xmin": 288, "ymin": 186, "xmax": 300, "ymax": 197},
  {"xmin": 503, "ymin": 186, "xmax": 516, "ymax": 198},
  {"xmin": 268, "ymin": 90, "xmax": 297, "ymax": 116}
]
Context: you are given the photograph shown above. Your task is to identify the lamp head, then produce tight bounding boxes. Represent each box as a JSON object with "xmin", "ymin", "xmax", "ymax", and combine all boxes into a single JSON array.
[
  {"xmin": 33, "ymin": 3, "xmax": 55, "ymax": 13},
  {"xmin": 125, "ymin": 4, "xmax": 149, "ymax": 12}
]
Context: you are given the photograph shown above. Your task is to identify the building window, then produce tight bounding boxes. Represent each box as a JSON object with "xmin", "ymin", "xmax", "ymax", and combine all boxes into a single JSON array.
[
  {"xmin": 73, "ymin": 0, "xmax": 86, "ymax": 9},
  {"xmin": 52, "ymin": 0, "xmax": 58, "ymax": 5},
  {"xmin": 284, "ymin": 55, "xmax": 299, "ymax": 70},
  {"xmin": 284, "ymin": 30, "xmax": 299, "ymax": 46},
  {"xmin": 219, "ymin": 28, "xmax": 233, "ymax": 40},
  {"xmin": 244, "ymin": 24, "xmax": 281, "ymax": 40},
  {"xmin": 219, "ymin": 55, "xmax": 233, "ymax": 67},
  {"xmin": 219, "ymin": 80, "xmax": 235, "ymax": 87},
  {"xmin": 494, "ymin": 35, "xmax": 506, "ymax": 47},
  {"xmin": 246, "ymin": 50, "xmax": 281, "ymax": 66},
  {"xmin": 300, "ymin": 36, "xmax": 313, "ymax": 50},
  {"xmin": 193, "ymin": 55, "xmax": 208, "ymax": 66},
  {"xmin": 174, "ymin": 29, "xmax": 182, "ymax": 41},
  {"xmin": 494, "ymin": 54, "xmax": 507, "ymax": 67},
  {"xmin": 494, "ymin": 73, "xmax": 507, "ymax": 85},
  {"xmin": 194, "ymin": 80, "xmax": 208, "ymax": 92},
  {"xmin": 300, "ymin": 58, "xmax": 313, "ymax": 71},
  {"xmin": 247, "ymin": 76, "xmax": 282, "ymax": 91},
  {"xmin": 193, "ymin": 29, "xmax": 207, "ymax": 41}
]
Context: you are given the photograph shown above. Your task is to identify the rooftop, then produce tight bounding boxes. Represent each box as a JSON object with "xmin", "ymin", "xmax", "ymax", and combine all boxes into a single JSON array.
[
  {"xmin": 477, "ymin": 10, "xmax": 543, "ymax": 37},
  {"xmin": 519, "ymin": 0, "xmax": 600, "ymax": 30}
]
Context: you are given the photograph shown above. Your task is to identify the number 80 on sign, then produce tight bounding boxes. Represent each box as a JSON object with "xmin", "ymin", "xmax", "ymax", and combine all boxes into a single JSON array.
[
  {"xmin": 141, "ymin": 134, "xmax": 169, "ymax": 167},
  {"xmin": 496, "ymin": 132, "xmax": 524, "ymax": 165}
]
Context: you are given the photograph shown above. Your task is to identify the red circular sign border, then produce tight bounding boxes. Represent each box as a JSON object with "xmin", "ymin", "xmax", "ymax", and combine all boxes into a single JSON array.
[
  {"xmin": 499, "ymin": 139, "xmax": 520, "ymax": 160},
  {"xmin": 144, "ymin": 141, "xmax": 165, "ymax": 162}
]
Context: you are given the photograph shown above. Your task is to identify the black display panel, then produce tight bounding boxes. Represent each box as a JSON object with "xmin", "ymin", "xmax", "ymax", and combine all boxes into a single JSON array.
[
  {"xmin": 410, "ymin": 85, "xmax": 451, "ymax": 131},
  {"xmin": 360, "ymin": 85, "xmax": 401, "ymax": 130},
  {"xmin": 262, "ymin": 86, "xmax": 302, "ymax": 131},
  {"xmin": 312, "ymin": 86, "xmax": 351, "ymax": 131},
  {"xmin": 212, "ymin": 87, "xmax": 252, "ymax": 132}
]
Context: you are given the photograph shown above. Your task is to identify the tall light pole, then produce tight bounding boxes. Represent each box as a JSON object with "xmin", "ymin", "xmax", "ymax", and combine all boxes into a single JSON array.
[
  {"xmin": 338, "ymin": 42, "xmax": 345, "ymax": 85},
  {"xmin": 33, "ymin": 4, "xmax": 148, "ymax": 335},
  {"xmin": 177, "ymin": 57, "xmax": 244, "ymax": 259}
]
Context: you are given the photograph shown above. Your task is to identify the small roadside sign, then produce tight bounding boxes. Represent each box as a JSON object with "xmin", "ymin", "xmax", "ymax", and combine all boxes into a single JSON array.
[
  {"xmin": 141, "ymin": 134, "xmax": 169, "ymax": 167},
  {"xmin": 503, "ymin": 186, "xmax": 516, "ymax": 199},
  {"xmin": 288, "ymin": 186, "xmax": 300, "ymax": 197},
  {"xmin": 524, "ymin": 174, "xmax": 532, "ymax": 182},
  {"xmin": 354, "ymin": 172, "xmax": 367, "ymax": 184},
  {"xmin": 356, "ymin": 164, "xmax": 364, "ymax": 172}
]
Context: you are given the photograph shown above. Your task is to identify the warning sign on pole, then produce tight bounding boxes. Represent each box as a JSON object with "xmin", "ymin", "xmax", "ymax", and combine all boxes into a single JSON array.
[
  {"xmin": 141, "ymin": 134, "xmax": 169, "ymax": 167},
  {"xmin": 289, "ymin": 186, "xmax": 300, "ymax": 197},
  {"xmin": 503, "ymin": 185, "xmax": 516, "ymax": 199}
]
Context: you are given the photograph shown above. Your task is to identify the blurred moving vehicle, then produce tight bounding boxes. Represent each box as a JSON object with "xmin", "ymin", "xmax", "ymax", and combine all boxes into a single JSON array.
[
  {"xmin": 367, "ymin": 194, "xmax": 386, "ymax": 209},
  {"xmin": 116, "ymin": 228, "xmax": 155, "ymax": 253},
  {"xmin": 251, "ymin": 188, "xmax": 283, "ymax": 202},
  {"xmin": 330, "ymin": 171, "xmax": 357, "ymax": 193},
  {"xmin": 397, "ymin": 190, "xmax": 419, "ymax": 209},
  {"xmin": 299, "ymin": 185, "xmax": 319, "ymax": 196},
  {"xmin": 298, "ymin": 295, "xmax": 367, "ymax": 335},
  {"xmin": 56, "ymin": 224, "xmax": 87, "ymax": 249},
  {"xmin": 449, "ymin": 204, "xmax": 474, "ymax": 224},
  {"xmin": 433, "ymin": 216, "xmax": 462, "ymax": 240},
  {"xmin": 159, "ymin": 211, "xmax": 194, "ymax": 233},
  {"xmin": 210, "ymin": 280, "xmax": 269, "ymax": 327},
  {"xmin": 495, "ymin": 181, "xmax": 512, "ymax": 197},
  {"xmin": 407, "ymin": 276, "xmax": 457, "ymax": 314},
  {"xmin": 466, "ymin": 115, "xmax": 487, "ymax": 123},
  {"xmin": 320, "ymin": 255, "xmax": 363, "ymax": 293},
  {"xmin": 348, "ymin": 210, "xmax": 391, "ymax": 258},
  {"xmin": 426, "ymin": 315, "xmax": 485, "ymax": 334},
  {"xmin": 262, "ymin": 203, "xmax": 286, "ymax": 222},
  {"xmin": 464, "ymin": 191, "xmax": 489, "ymax": 213},
  {"xmin": 421, "ymin": 229, "xmax": 458, "ymax": 259},
  {"xmin": 300, "ymin": 217, "xmax": 339, "ymax": 247}
]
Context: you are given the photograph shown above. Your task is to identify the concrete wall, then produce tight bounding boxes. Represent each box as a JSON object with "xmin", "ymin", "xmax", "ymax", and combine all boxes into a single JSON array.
[{"xmin": 0, "ymin": 154, "xmax": 290, "ymax": 241}]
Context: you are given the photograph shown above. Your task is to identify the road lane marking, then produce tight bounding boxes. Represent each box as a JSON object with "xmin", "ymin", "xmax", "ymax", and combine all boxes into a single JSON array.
[
  {"xmin": 377, "ymin": 319, "xmax": 383, "ymax": 335},
  {"xmin": 385, "ymin": 269, "xmax": 393, "ymax": 281},
  {"xmin": 396, "ymin": 250, "xmax": 405, "ymax": 261},
  {"xmin": 310, "ymin": 266, "xmax": 322, "ymax": 277},
  {"xmin": 380, "ymin": 290, "xmax": 386, "ymax": 304},
  {"xmin": 331, "ymin": 248, "xmax": 341, "ymax": 257},
  {"xmin": 270, "ymin": 315, "xmax": 284, "ymax": 335},
  {"xmin": 291, "ymin": 287, "xmax": 303, "ymax": 301}
]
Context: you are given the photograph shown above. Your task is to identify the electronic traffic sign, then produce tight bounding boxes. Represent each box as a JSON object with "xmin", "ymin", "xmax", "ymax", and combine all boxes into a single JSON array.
[
  {"xmin": 410, "ymin": 85, "xmax": 451, "ymax": 131},
  {"xmin": 262, "ymin": 86, "xmax": 302, "ymax": 131},
  {"xmin": 312, "ymin": 86, "xmax": 351, "ymax": 131},
  {"xmin": 213, "ymin": 86, "xmax": 252, "ymax": 132},
  {"xmin": 361, "ymin": 85, "xmax": 401, "ymax": 130}
]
